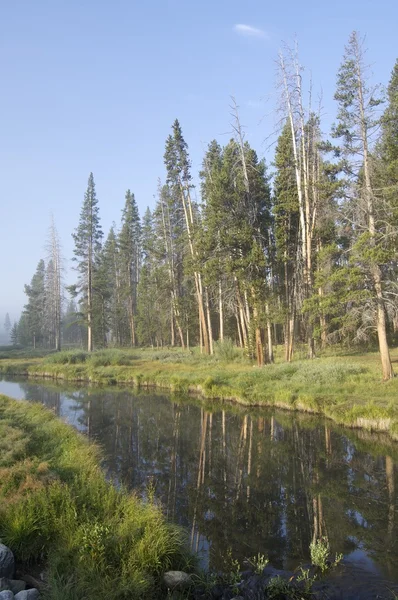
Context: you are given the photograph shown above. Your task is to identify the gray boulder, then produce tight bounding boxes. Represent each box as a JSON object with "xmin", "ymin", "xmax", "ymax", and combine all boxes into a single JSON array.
[
  {"xmin": 0, "ymin": 546, "xmax": 14, "ymax": 579},
  {"xmin": 163, "ymin": 571, "xmax": 192, "ymax": 590},
  {"xmin": 0, "ymin": 591, "xmax": 14, "ymax": 600},
  {"xmin": 15, "ymin": 591, "xmax": 39, "ymax": 600}
]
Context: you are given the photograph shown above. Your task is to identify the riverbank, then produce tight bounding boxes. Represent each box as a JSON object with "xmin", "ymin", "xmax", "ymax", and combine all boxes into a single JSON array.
[
  {"xmin": 1, "ymin": 346, "xmax": 398, "ymax": 439},
  {"xmin": 0, "ymin": 394, "xmax": 190, "ymax": 600}
]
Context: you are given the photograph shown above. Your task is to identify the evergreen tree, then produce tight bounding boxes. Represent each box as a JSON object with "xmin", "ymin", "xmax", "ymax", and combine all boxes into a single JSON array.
[
  {"xmin": 332, "ymin": 31, "xmax": 394, "ymax": 379},
  {"xmin": 45, "ymin": 218, "xmax": 63, "ymax": 350},
  {"xmin": 95, "ymin": 225, "xmax": 122, "ymax": 346},
  {"xmin": 377, "ymin": 59, "xmax": 398, "ymax": 337},
  {"xmin": 10, "ymin": 321, "xmax": 18, "ymax": 346},
  {"xmin": 119, "ymin": 190, "xmax": 141, "ymax": 346},
  {"xmin": 62, "ymin": 299, "xmax": 85, "ymax": 347},
  {"xmin": 24, "ymin": 259, "xmax": 46, "ymax": 347},
  {"xmin": 3, "ymin": 313, "xmax": 11, "ymax": 341},
  {"xmin": 71, "ymin": 173, "xmax": 103, "ymax": 351},
  {"xmin": 164, "ymin": 120, "xmax": 210, "ymax": 353},
  {"xmin": 272, "ymin": 122, "xmax": 300, "ymax": 360}
]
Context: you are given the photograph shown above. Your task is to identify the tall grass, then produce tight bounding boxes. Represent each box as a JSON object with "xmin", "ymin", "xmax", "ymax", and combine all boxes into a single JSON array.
[{"xmin": 0, "ymin": 395, "xmax": 190, "ymax": 600}]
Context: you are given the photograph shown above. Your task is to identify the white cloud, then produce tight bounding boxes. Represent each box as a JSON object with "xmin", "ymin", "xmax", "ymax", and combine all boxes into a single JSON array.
[{"xmin": 234, "ymin": 24, "xmax": 268, "ymax": 39}]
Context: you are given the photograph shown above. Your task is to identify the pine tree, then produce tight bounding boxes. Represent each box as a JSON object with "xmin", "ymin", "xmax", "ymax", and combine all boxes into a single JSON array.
[
  {"xmin": 119, "ymin": 190, "xmax": 141, "ymax": 346},
  {"xmin": 164, "ymin": 120, "xmax": 211, "ymax": 353},
  {"xmin": 45, "ymin": 218, "xmax": 63, "ymax": 350},
  {"xmin": 71, "ymin": 173, "xmax": 103, "ymax": 352},
  {"xmin": 272, "ymin": 122, "xmax": 300, "ymax": 360},
  {"xmin": 62, "ymin": 299, "xmax": 85, "ymax": 347},
  {"xmin": 3, "ymin": 313, "xmax": 11, "ymax": 341},
  {"xmin": 96, "ymin": 225, "xmax": 122, "ymax": 346},
  {"xmin": 10, "ymin": 321, "xmax": 18, "ymax": 346},
  {"xmin": 375, "ymin": 60, "xmax": 398, "ymax": 342},
  {"xmin": 332, "ymin": 31, "xmax": 394, "ymax": 379},
  {"xmin": 24, "ymin": 259, "xmax": 46, "ymax": 348}
]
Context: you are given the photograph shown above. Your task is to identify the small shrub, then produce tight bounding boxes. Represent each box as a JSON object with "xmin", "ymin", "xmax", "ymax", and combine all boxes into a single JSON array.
[
  {"xmin": 214, "ymin": 338, "xmax": 241, "ymax": 362},
  {"xmin": 87, "ymin": 349, "xmax": 132, "ymax": 367},
  {"xmin": 310, "ymin": 537, "xmax": 330, "ymax": 572},
  {"xmin": 247, "ymin": 552, "xmax": 269, "ymax": 575},
  {"xmin": 45, "ymin": 351, "xmax": 88, "ymax": 365}
]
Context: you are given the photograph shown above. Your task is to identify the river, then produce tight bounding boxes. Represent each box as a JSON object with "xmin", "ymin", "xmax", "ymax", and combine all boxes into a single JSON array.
[{"xmin": 0, "ymin": 377, "xmax": 397, "ymax": 594}]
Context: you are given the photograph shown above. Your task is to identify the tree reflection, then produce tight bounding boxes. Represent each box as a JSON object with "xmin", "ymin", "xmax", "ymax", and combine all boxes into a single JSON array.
[{"xmin": 9, "ymin": 380, "xmax": 398, "ymax": 583}]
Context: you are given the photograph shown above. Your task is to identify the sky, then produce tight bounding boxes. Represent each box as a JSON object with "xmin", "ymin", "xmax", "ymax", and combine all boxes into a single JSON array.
[{"xmin": 1, "ymin": 0, "xmax": 397, "ymax": 327}]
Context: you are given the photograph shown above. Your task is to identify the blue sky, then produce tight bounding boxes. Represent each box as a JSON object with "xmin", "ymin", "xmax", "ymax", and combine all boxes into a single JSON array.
[{"xmin": 1, "ymin": 0, "xmax": 397, "ymax": 326}]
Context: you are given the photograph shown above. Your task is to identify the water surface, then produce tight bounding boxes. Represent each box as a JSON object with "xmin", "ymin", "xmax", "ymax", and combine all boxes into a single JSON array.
[{"xmin": 0, "ymin": 378, "xmax": 397, "ymax": 590}]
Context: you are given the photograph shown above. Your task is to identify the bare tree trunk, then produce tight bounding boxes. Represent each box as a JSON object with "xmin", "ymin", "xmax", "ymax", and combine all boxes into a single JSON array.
[
  {"xmin": 87, "ymin": 255, "xmax": 93, "ymax": 352},
  {"xmin": 205, "ymin": 287, "xmax": 214, "ymax": 355},
  {"xmin": 235, "ymin": 279, "xmax": 249, "ymax": 350},
  {"xmin": 170, "ymin": 304, "xmax": 175, "ymax": 347},
  {"xmin": 235, "ymin": 309, "xmax": 243, "ymax": 348},
  {"xmin": 219, "ymin": 280, "xmax": 224, "ymax": 341},
  {"xmin": 266, "ymin": 303, "xmax": 274, "ymax": 363},
  {"xmin": 179, "ymin": 182, "xmax": 210, "ymax": 354}
]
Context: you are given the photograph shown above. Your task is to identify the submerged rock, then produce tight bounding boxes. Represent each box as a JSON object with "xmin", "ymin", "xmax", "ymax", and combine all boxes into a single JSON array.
[
  {"xmin": 0, "ymin": 546, "xmax": 14, "ymax": 579},
  {"xmin": 163, "ymin": 571, "xmax": 192, "ymax": 590},
  {"xmin": 0, "ymin": 591, "xmax": 14, "ymax": 600}
]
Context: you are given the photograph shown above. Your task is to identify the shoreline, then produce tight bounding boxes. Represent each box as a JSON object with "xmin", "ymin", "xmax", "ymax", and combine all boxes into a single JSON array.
[{"xmin": 1, "ymin": 350, "xmax": 397, "ymax": 440}]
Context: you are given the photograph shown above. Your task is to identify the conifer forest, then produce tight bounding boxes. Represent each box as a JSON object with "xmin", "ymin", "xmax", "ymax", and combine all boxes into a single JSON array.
[{"xmin": 14, "ymin": 33, "xmax": 398, "ymax": 380}]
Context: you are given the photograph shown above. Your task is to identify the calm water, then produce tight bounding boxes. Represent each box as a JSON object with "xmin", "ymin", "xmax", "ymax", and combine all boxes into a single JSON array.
[{"xmin": 0, "ymin": 377, "xmax": 397, "ymax": 589}]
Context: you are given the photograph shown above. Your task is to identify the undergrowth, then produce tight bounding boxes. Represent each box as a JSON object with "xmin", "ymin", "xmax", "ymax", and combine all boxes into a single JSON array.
[
  {"xmin": 2, "ymin": 346, "xmax": 398, "ymax": 438},
  {"xmin": 0, "ymin": 395, "xmax": 190, "ymax": 600}
]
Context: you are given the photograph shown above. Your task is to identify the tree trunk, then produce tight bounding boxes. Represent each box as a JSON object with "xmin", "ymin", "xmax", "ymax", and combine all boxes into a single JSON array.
[
  {"xmin": 219, "ymin": 280, "xmax": 224, "ymax": 341},
  {"xmin": 356, "ymin": 47, "xmax": 394, "ymax": 380},
  {"xmin": 170, "ymin": 304, "xmax": 175, "ymax": 347},
  {"xmin": 375, "ymin": 273, "xmax": 394, "ymax": 380},
  {"xmin": 205, "ymin": 287, "xmax": 214, "ymax": 355},
  {"xmin": 266, "ymin": 303, "xmax": 274, "ymax": 363},
  {"xmin": 87, "ymin": 258, "xmax": 93, "ymax": 352}
]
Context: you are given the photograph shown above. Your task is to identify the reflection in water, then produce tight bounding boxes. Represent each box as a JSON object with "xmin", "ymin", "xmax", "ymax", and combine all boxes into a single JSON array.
[{"xmin": 0, "ymin": 379, "xmax": 397, "ymax": 582}]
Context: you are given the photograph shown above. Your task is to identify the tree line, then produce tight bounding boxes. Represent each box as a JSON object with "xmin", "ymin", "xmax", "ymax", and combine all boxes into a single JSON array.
[{"xmin": 14, "ymin": 33, "xmax": 398, "ymax": 378}]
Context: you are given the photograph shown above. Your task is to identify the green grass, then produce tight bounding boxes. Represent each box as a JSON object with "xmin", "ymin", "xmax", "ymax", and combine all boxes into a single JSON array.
[
  {"xmin": 1, "ymin": 345, "xmax": 398, "ymax": 438},
  {"xmin": 0, "ymin": 395, "xmax": 190, "ymax": 600}
]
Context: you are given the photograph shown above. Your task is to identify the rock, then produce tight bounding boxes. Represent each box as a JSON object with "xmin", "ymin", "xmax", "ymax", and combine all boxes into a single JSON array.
[
  {"xmin": 163, "ymin": 571, "xmax": 192, "ymax": 590},
  {"xmin": 0, "ymin": 546, "xmax": 14, "ymax": 579},
  {"xmin": 15, "ymin": 590, "xmax": 39, "ymax": 600},
  {"xmin": 0, "ymin": 591, "xmax": 14, "ymax": 600}
]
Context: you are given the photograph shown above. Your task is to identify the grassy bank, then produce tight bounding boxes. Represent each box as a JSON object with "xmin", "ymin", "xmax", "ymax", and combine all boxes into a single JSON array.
[
  {"xmin": 1, "ymin": 345, "xmax": 398, "ymax": 439},
  {"xmin": 0, "ymin": 394, "xmax": 190, "ymax": 600}
]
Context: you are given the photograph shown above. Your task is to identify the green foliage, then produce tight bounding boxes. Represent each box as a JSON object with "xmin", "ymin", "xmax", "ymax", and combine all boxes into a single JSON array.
[
  {"xmin": 266, "ymin": 575, "xmax": 309, "ymax": 599},
  {"xmin": 214, "ymin": 338, "xmax": 241, "ymax": 362},
  {"xmin": 309, "ymin": 536, "xmax": 343, "ymax": 575},
  {"xmin": 45, "ymin": 350, "xmax": 89, "ymax": 365},
  {"xmin": 246, "ymin": 552, "xmax": 269, "ymax": 575},
  {"xmin": 87, "ymin": 349, "xmax": 134, "ymax": 367},
  {"xmin": 0, "ymin": 395, "xmax": 189, "ymax": 600},
  {"xmin": 310, "ymin": 537, "xmax": 331, "ymax": 573}
]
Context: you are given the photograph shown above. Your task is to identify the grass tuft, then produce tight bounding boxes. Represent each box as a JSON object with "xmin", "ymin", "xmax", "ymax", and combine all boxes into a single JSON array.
[{"xmin": 0, "ymin": 395, "xmax": 190, "ymax": 599}]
